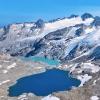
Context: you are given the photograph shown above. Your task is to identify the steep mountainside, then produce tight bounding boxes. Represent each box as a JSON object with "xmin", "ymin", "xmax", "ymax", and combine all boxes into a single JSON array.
[{"xmin": 0, "ymin": 13, "xmax": 100, "ymax": 64}]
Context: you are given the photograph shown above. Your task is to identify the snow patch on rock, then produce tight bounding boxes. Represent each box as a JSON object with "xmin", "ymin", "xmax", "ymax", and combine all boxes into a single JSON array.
[
  {"xmin": 0, "ymin": 80, "xmax": 10, "ymax": 85},
  {"xmin": 42, "ymin": 95, "xmax": 60, "ymax": 100},
  {"xmin": 90, "ymin": 96, "xmax": 99, "ymax": 100},
  {"xmin": 7, "ymin": 63, "xmax": 16, "ymax": 70},
  {"xmin": 82, "ymin": 62, "xmax": 100, "ymax": 73},
  {"xmin": 77, "ymin": 74, "xmax": 92, "ymax": 87}
]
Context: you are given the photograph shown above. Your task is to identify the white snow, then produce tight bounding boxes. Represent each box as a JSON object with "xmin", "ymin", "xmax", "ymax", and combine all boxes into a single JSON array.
[
  {"xmin": 85, "ymin": 27, "xmax": 96, "ymax": 34},
  {"xmin": 83, "ymin": 29, "xmax": 100, "ymax": 46},
  {"xmin": 77, "ymin": 70, "xmax": 83, "ymax": 74},
  {"xmin": 7, "ymin": 63, "xmax": 16, "ymax": 70},
  {"xmin": 90, "ymin": 96, "xmax": 99, "ymax": 100},
  {"xmin": 2, "ymin": 70, "xmax": 8, "ymax": 74},
  {"xmin": 82, "ymin": 63, "xmax": 100, "ymax": 73},
  {"xmin": 18, "ymin": 17, "xmax": 94, "ymax": 41},
  {"xmin": 63, "ymin": 35, "xmax": 86, "ymax": 58},
  {"xmin": 18, "ymin": 94, "xmax": 27, "ymax": 100},
  {"xmin": 70, "ymin": 44, "xmax": 100, "ymax": 62},
  {"xmin": 93, "ymin": 78, "xmax": 100, "ymax": 86},
  {"xmin": 66, "ymin": 27, "xmax": 79, "ymax": 37},
  {"xmin": 83, "ymin": 18, "xmax": 94, "ymax": 26},
  {"xmin": 70, "ymin": 63, "xmax": 78, "ymax": 72},
  {"xmin": 44, "ymin": 18, "xmax": 94, "ymax": 34},
  {"xmin": 77, "ymin": 74, "xmax": 92, "ymax": 87},
  {"xmin": 42, "ymin": 17, "xmax": 94, "ymax": 38},
  {"xmin": 93, "ymin": 80, "xmax": 97, "ymax": 86},
  {"xmin": 0, "ymin": 65, "xmax": 2, "ymax": 68},
  {"xmin": 1, "ymin": 63, "xmax": 16, "ymax": 74},
  {"xmin": 91, "ymin": 29, "xmax": 100, "ymax": 42},
  {"xmin": 24, "ymin": 23, "xmax": 35, "ymax": 27},
  {"xmin": 42, "ymin": 95, "xmax": 60, "ymax": 100},
  {"xmin": 0, "ymin": 80, "xmax": 10, "ymax": 85},
  {"xmin": 63, "ymin": 26, "xmax": 100, "ymax": 59},
  {"xmin": 44, "ymin": 17, "xmax": 82, "ymax": 33}
]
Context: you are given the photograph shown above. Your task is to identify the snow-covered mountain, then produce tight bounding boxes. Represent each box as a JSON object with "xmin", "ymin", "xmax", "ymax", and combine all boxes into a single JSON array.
[
  {"xmin": 0, "ymin": 13, "xmax": 100, "ymax": 100},
  {"xmin": 0, "ymin": 13, "xmax": 100, "ymax": 64}
]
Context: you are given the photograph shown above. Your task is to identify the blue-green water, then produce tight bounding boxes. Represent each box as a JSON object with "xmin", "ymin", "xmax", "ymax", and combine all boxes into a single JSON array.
[
  {"xmin": 25, "ymin": 56, "xmax": 60, "ymax": 66},
  {"xmin": 8, "ymin": 69, "xmax": 81, "ymax": 96}
]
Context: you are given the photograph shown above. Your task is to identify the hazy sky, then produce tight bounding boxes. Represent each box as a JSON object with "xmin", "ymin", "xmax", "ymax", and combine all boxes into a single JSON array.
[{"xmin": 0, "ymin": 0, "xmax": 100, "ymax": 25}]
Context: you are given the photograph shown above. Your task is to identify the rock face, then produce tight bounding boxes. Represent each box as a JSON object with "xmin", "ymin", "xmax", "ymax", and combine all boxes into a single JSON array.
[
  {"xmin": 81, "ymin": 13, "xmax": 94, "ymax": 20},
  {"xmin": 35, "ymin": 19, "xmax": 45, "ymax": 28},
  {"xmin": 92, "ymin": 16, "xmax": 100, "ymax": 26}
]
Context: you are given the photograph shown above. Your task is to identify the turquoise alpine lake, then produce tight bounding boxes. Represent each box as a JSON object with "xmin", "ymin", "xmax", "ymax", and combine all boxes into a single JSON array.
[
  {"xmin": 8, "ymin": 69, "xmax": 81, "ymax": 97},
  {"xmin": 24, "ymin": 56, "xmax": 60, "ymax": 66}
]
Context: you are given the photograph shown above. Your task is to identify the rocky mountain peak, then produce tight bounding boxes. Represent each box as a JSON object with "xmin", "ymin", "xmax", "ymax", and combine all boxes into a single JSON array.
[
  {"xmin": 35, "ymin": 19, "xmax": 45, "ymax": 28},
  {"xmin": 81, "ymin": 13, "xmax": 93, "ymax": 20}
]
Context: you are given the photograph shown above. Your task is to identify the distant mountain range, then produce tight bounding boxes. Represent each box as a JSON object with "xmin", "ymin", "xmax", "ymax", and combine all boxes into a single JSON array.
[{"xmin": 0, "ymin": 13, "xmax": 100, "ymax": 64}]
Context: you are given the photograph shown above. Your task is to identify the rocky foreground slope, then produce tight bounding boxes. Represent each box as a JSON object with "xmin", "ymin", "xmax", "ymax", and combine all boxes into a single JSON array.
[
  {"xmin": 0, "ymin": 54, "xmax": 47, "ymax": 100},
  {"xmin": 0, "ymin": 54, "xmax": 100, "ymax": 100}
]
